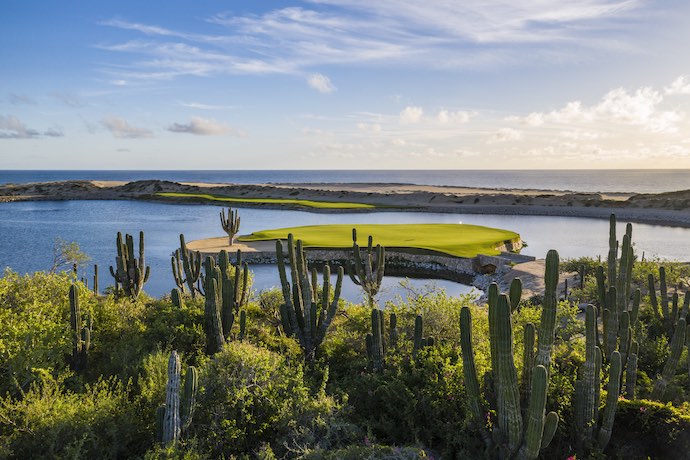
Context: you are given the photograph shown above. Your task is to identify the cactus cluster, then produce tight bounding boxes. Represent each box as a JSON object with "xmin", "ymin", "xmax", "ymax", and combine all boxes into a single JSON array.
[
  {"xmin": 366, "ymin": 311, "xmax": 434, "ymax": 372},
  {"xmin": 69, "ymin": 284, "xmax": 92, "ymax": 372},
  {"xmin": 109, "ymin": 231, "xmax": 150, "ymax": 298},
  {"xmin": 220, "ymin": 208, "xmax": 241, "ymax": 246},
  {"xmin": 202, "ymin": 251, "xmax": 249, "ymax": 354},
  {"xmin": 276, "ymin": 234, "xmax": 343, "ymax": 361},
  {"xmin": 157, "ymin": 351, "xmax": 198, "ymax": 446},
  {"xmin": 171, "ymin": 234, "xmax": 202, "ymax": 297},
  {"xmin": 459, "ymin": 250, "xmax": 560, "ymax": 459},
  {"xmin": 648, "ymin": 266, "xmax": 690, "ymax": 334},
  {"xmin": 574, "ymin": 305, "xmax": 622, "ymax": 451},
  {"xmin": 348, "ymin": 229, "xmax": 385, "ymax": 308},
  {"xmin": 651, "ymin": 317, "xmax": 687, "ymax": 400}
]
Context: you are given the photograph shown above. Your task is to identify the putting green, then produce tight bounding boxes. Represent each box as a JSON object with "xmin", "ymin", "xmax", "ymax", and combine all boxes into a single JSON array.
[
  {"xmin": 239, "ymin": 223, "xmax": 520, "ymax": 258},
  {"xmin": 156, "ymin": 192, "xmax": 376, "ymax": 209}
]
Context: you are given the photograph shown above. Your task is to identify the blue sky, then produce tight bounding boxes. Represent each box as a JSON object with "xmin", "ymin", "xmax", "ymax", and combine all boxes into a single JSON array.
[{"xmin": 2, "ymin": 0, "xmax": 690, "ymax": 169}]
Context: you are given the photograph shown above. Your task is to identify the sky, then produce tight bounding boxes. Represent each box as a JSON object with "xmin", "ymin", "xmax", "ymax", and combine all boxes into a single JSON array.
[{"xmin": 2, "ymin": 0, "xmax": 690, "ymax": 170}]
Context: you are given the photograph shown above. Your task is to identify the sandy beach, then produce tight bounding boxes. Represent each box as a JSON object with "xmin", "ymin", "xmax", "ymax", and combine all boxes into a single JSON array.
[{"xmin": 1, "ymin": 178, "xmax": 690, "ymax": 227}]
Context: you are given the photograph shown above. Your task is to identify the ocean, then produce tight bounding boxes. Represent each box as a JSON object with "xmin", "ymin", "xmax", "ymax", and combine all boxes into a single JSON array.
[{"xmin": 1, "ymin": 169, "xmax": 689, "ymax": 194}]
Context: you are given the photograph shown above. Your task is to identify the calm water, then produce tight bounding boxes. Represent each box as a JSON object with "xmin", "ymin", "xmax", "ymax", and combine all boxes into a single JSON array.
[
  {"xmin": 2, "ymin": 169, "xmax": 689, "ymax": 194},
  {"xmin": 2, "ymin": 200, "xmax": 690, "ymax": 299}
]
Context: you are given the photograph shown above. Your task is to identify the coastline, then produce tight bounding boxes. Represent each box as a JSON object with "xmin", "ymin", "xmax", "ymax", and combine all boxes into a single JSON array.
[{"xmin": 2, "ymin": 179, "xmax": 690, "ymax": 228}]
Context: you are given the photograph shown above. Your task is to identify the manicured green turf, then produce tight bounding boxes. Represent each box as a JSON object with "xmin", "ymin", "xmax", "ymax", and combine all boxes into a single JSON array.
[
  {"xmin": 155, "ymin": 192, "xmax": 377, "ymax": 209},
  {"xmin": 240, "ymin": 223, "xmax": 520, "ymax": 258}
]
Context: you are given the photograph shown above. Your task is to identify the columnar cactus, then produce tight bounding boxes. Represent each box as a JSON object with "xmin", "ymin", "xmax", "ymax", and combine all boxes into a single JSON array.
[
  {"xmin": 109, "ymin": 231, "xmax": 150, "ymax": 298},
  {"xmin": 69, "ymin": 284, "xmax": 91, "ymax": 372},
  {"xmin": 348, "ymin": 229, "xmax": 385, "ymax": 308},
  {"xmin": 276, "ymin": 234, "xmax": 343, "ymax": 361},
  {"xmin": 161, "ymin": 351, "xmax": 198, "ymax": 445},
  {"xmin": 460, "ymin": 292, "xmax": 558, "ymax": 459},
  {"xmin": 220, "ymin": 208, "xmax": 241, "ymax": 245},
  {"xmin": 648, "ymin": 266, "xmax": 686, "ymax": 334},
  {"xmin": 651, "ymin": 317, "xmax": 687, "ymax": 400},
  {"xmin": 509, "ymin": 278, "xmax": 522, "ymax": 312},
  {"xmin": 625, "ymin": 341, "xmax": 639, "ymax": 399},
  {"xmin": 93, "ymin": 264, "xmax": 99, "ymax": 295},
  {"xmin": 522, "ymin": 322, "xmax": 536, "ymax": 401},
  {"xmin": 171, "ymin": 288, "xmax": 184, "ymax": 308},
  {"xmin": 389, "ymin": 312, "xmax": 398, "ymax": 349},
  {"xmin": 575, "ymin": 305, "xmax": 623, "ymax": 452},
  {"xmin": 412, "ymin": 315, "xmax": 434, "ymax": 358},
  {"xmin": 366, "ymin": 308, "xmax": 385, "ymax": 372},
  {"xmin": 459, "ymin": 252, "xmax": 560, "ymax": 459},
  {"xmin": 204, "ymin": 276, "xmax": 225, "ymax": 355},
  {"xmin": 163, "ymin": 351, "xmax": 182, "ymax": 445},
  {"xmin": 172, "ymin": 234, "xmax": 202, "ymax": 297}
]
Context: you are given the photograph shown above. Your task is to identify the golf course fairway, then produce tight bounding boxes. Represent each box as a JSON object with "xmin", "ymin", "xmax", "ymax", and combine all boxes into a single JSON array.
[{"xmin": 239, "ymin": 223, "xmax": 520, "ymax": 258}]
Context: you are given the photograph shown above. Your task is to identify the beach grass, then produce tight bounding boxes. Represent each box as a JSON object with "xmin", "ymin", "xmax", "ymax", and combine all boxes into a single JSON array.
[
  {"xmin": 240, "ymin": 223, "xmax": 520, "ymax": 258},
  {"xmin": 155, "ymin": 192, "xmax": 377, "ymax": 209}
]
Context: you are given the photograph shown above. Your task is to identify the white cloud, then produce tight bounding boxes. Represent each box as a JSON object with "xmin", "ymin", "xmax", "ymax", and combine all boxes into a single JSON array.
[
  {"xmin": 307, "ymin": 73, "xmax": 336, "ymax": 93},
  {"xmin": 101, "ymin": 116, "xmax": 153, "ymax": 138},
  {"xmin": 400, "ymin": 106, "xmax": 423, "ymax": 124},
  {"xmin": 357, "ymin": 122, "xmax": 381, "ymax": 132},
  {"xmin": 437, "ymin": 110, "xmax": 471, "ymax": 124},
  {"xmin": 98, "ymin": 1, "xmax": 647, "ymax": 81},
  {"xmin": 0, "ymin": 115, "xmax": 63, "ymax": 139},
  {"xmin": 511, "ymin": 86, "xmax": 683, "ymax": 133},
  {"xmin": 666, "ymin": 76, "xmax": 690, "ymax": 95},
  {"xmin": 168, "ymin": 117, "xmax": 235, "ymax": 135},
  {"xmin": 490, "ymin": 128, "xmax": 523, "ymax": 143},
  {"xmin": 177, "ymin": 101, "xmax": 237, "ymax": 110}
]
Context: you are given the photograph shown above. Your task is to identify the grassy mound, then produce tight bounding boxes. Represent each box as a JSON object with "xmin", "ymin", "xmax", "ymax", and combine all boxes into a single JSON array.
[
  {"xmin": 155, "ymin": 192, "xmax": 377, "ymax": 209},
  {"xmin": 239, "ymin": 223, "xmax": 520, "ymax": 258}
]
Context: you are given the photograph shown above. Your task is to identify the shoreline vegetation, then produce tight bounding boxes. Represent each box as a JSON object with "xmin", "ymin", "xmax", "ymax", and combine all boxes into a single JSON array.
[{"xmin": 1, "ymin": 178, "xmax": 690, "ymax": 227}]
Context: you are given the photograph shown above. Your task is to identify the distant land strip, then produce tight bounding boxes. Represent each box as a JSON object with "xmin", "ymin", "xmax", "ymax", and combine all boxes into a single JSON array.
[{"xmin": 1, "ymin": 179, "xmax": 690, "ymax": 227}]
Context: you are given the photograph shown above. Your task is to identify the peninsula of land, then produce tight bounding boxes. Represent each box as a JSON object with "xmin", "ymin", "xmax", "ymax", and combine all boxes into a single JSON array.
[{"xmin": 2, "ymin": 179, "xmax": 690, "ymax": 227}]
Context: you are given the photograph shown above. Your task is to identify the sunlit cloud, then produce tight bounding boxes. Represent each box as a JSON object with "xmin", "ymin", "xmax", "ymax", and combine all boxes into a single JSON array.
[
  {"xmin": 167, "ymin": 116, "xmax": 236, "ymax": 135},
  {"xmin": 0, "ymin": 115, "xmax": 63, "ymax": 139},
  {"xmin": 399, "ymin": 106, "xmax": 423, "ymax": 124},
  {"xmin": 666, "ymin": 75, "xmax": 690, "ymax": 95},
  {"xmin": 307, "ymin": 73, "xmax": 336, "ymax": 93},
  {"xmin": 101, "ymin": 116, "xmax": 153, "ymax": 138}
]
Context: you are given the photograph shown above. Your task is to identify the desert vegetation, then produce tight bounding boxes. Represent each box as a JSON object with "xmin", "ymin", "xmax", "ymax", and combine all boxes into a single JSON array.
[{"xmin": 1, "ymin": 215, "xmax": 689, "ymax": 459}]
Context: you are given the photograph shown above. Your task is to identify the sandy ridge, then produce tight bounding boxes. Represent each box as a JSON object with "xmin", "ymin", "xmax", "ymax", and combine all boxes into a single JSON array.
[{"xmin": 1, "ymin": 179, "xmax": 690, "ymax": 227}]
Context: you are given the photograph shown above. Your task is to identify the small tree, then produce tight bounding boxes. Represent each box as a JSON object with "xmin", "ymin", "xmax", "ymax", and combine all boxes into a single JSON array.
[{"xmin": 50, "ymin": 238, "xmax": 90, "ymax": 274}]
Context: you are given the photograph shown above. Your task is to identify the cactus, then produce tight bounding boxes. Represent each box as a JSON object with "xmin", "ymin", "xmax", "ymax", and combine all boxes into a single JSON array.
[
  {"xmin": 509, "ymin": 278, "xmax": 522, "ymax": 312},
  {"xmin": 648, "ymin": 267, "xmax": 686, "ymax": 334},
  {"xmin": 459, "ymin": 253, "xmax": 560, "ymax": 459},
  {"xmin": 93, "ymin": 264, "xmax": 99, "ymax": 295},
  {"xmin": 276, "ymin": 234, "xmax": 343, "ymax": 361},
  {"xmin": 220, "ymin": 208, "xmax": 241, "ymax": 246},
  {"xmin": 625, "ymin": 341, "xmax": 638, "ymax": 399},
  {"xmin": 69, "ymin": 284, "xmax": 91, "ymax": 372},
  {"xmin": 109, "ymin": 231, "xmax": 150, "ymax": 298},
  {"xmin": 651, "ymin": 317, "xmax": 687, "ymax": 400},
  {"xmin": 597, "ymin": 351, "xmax": 622, "ymax": 449},
  {"xmin": 162, "ymin": 351, "xmax": 198, "ymax": 445},
  {"xmin": 348, "ymin": 228, "xmax": 385, "ymax": 308},
  {"xmin": 163, "ymin": 351, "xmax": 181, "ymax": 445},
  {"xmin": 522, "ymin": 322, "xmax": 536, "ymax": 401},
  {"xmin": 412, "ymin": 315, "xmax": 434, "ymax": 358},
  {"xmin": 172, "ymin": 234, "xmax": 202, "ymax": 297},
  {"xmin": 171, "ymin": 288, "xmax": 184, "ymax": 308},
  {"xmin": 204, "ymin": 277, "xmax": 225, "ymax": 355},
  {"xmin": 181, "ymin": 365, "xmax": 198, "ymax": 433},
  {"xmin": 366, "ymin": 308, "xmax": 385, "ymax": 372},
  {"xmin": 389, "ymin": 312, "xmax": 398, "ymax": 348}
]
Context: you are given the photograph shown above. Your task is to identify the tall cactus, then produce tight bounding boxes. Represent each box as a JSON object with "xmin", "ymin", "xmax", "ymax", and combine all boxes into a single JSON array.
[
  {"xmin": 220, "ymin": 208, "xmax": 241, "ymax": 246},
  {"xmin": 93, "ymin": 264, "xmax": 99, "ymax": 295},
  {"xmin": 276, "ymin": 234, "xmax": 343, "ymax": 361},
  {"xmin": 509, "ymin": 278, "xmax": 522, "ymax": 312},
  {"xmin": 163, "ymin": 351, "xmax": 182, "ymax": 445},
  {"xmin": 459, "ymin": 252, "xmax": 560, "ymax": 460},
  {"xmin": 412, "ymin": 315, "xmax": 434, "ymax": 358},
  {"xmin": 575, "ymin": 305, "xmax": 623, "ymax": 452},
  {"xmin": 161, "ymin": 351, "xmax": 198, "ymax": 446},
  {"xmin": 460, "ymin": 293, "xmax": 559, "ymax": 459},
  {"xmin": 348, "ymin": 228, "xmax": 385, "ymax": 308},
  {"xmin": 109, "ymin": 231, "xmax": 150, "ymax": 298},
  {"xmin": 651, "ymin": 317, "xmax": 687, "ymax": 400},
  {"xmin": 648, "ymin": 266, "xmax": 686, "ymax": 334},
  {"xmin": 172, "ymin": 234, "xmax": 202, "ymax": 297},
  {"xmin": 366, "ymin": 308, "xmax": 385, "ymax": 372},
  {"xmin": 171, "ymin": 288, "xmax": 184, "ymax": 308},
  {"xmin": 69, "ymin": 284, "xmax": 91, "ymax": 372}
]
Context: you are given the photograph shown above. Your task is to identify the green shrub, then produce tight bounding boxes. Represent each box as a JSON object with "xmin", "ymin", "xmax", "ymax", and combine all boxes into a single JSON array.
[
  {"xmin": 0, "ymin": 370, "xmax": 148, "ymax": 459},
  {"xmin": 194, "ymin": 342, "xmax": 357, "ymax": 458}
]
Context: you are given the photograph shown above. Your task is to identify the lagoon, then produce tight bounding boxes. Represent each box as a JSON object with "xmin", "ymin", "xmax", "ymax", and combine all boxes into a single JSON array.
[{"xmin": 2, "ymin": 199, "xmax": 690, "ymax": 300}]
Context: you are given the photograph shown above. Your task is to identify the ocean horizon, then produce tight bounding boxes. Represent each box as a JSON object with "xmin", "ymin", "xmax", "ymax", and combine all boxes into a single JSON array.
[{"xmin": 2, "ymin": 169, "xmax": 688, "ymax": 194}]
